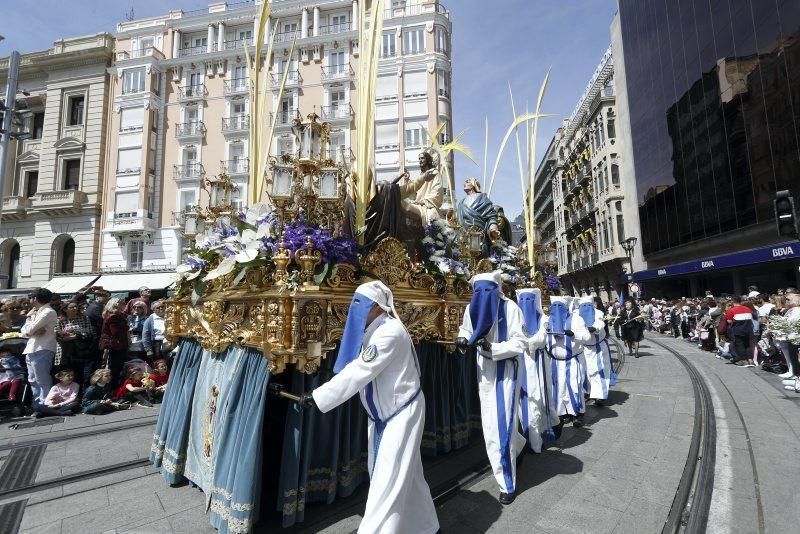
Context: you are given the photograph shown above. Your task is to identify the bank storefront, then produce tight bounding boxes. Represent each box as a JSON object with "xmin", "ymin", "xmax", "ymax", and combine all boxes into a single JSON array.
[{"xmin": 624, "ymin": 242, "xmax": 800, "ymax": 298}]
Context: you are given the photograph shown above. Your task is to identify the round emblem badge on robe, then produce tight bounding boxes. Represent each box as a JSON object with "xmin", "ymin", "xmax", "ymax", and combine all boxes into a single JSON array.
[{"xmin": 361, "ymin": 344, "xmax": 378, "ymax": 363}]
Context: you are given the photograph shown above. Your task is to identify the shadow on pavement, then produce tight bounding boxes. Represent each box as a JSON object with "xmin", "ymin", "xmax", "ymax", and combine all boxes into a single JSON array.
[{"xmin": 516, "ymin": 450, "xmax": 583, "ymax": 495}]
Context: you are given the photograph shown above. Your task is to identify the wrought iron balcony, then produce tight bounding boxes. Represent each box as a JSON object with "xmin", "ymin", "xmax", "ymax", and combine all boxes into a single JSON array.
[
  {"xmin": 117, "ymin": 47, "xmax": 164, "ymax": 60},
  {"xmin": 270, "ymin": 109, "xmax": 298, "ymax": 126},
  {"xmin": 321, "ymin": 104, "xmax": 353, "ymax": 121},
  {"xmin": 173, "ymin": 163, "xmax": 205, "ymax": 181},
  {"xmin": 178, "ymin": 84, "xmax": 207, "ymax": 101},
  {"xmin": 175, "ymin": 121, "xmax": 206, "ymax": 139},
  {"xmin": 221, "ymin": 159, "xmax": 249, "ymax": 175},
  {"xmin": 321, "ymin": 63, "xmax": 354, "ymax": 82},
  {"xmin": 385, "ymin": 1, "xmax": 448, "ymax": 18},
  {"xmin": 222, "ymin": 115, "xmax": 250, "ymax": 133},
  {"xmin": 179, "ymin": 44, "xmax": 213, "ymax": 57},
  {"xmin": 275, "ymin": 30, "xmax": 300, "ymax": 43},
  {"xmin": 224, "ymin": 77, "xmax": 249, "ymax": 95},
  {"xmin": 223, "ymin": 38, "xmax": 253, "ymax": 50},
  {"xmin": 319, "ymin": 22, "xmax": 353, "ymax": 35},
  {"xmin": 270, "ymin": 70, "xmax": 301, "ymax": 86}
]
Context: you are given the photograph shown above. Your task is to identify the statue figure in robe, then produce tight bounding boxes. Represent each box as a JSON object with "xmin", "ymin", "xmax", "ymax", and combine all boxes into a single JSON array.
[
  {"xmin": 362, "ymin": 151, "xmax": 443, "ymax": 246},
  {"xmin": 456, "ymin": 177, "xmax": 500, "ymax": 255},
  {"xmin": 495, "ymin": 205, "xmax": 513, "ymax": 244}
]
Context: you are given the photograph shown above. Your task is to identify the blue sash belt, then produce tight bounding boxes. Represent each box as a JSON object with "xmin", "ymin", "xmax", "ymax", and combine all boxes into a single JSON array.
[{"xmin": 366, "ymin": 387, "xmax": 422, "ymax": 476}]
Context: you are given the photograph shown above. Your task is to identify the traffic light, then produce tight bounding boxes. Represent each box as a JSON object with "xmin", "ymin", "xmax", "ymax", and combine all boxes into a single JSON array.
[{"xmin": 774, "ymin": 190, "xmax": 798, "ymax": 238}]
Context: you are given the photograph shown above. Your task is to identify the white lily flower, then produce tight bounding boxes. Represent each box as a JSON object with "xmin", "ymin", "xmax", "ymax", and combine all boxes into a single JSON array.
[{"xmin": 203, "ymin": 256, "xmax": 236, "ymax": 281}]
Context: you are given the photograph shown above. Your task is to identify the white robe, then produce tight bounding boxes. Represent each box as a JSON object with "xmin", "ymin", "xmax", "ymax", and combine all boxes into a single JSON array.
[
  {"xmin": 458, "ymin": 299, "xmax": 528, "ymax": 494},
  {"xmin": 530, "ymin": 313, "xmax": 592, "ymax": 417},
  {"xmin": 313, "ymin": 314, "xmax": 439, "ymax": 534},
  {"xmin": 582, "ymin": 308, "xmax": 612, "ymax": 400},
  {"xmin": 520, "ymin": 339, "xmax": 561, "ymax": 453}
]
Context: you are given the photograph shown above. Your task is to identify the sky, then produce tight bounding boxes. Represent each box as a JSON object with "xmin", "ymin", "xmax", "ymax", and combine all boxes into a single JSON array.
[{"xmin": 0, "ymin": 0, "xmax": 619, "ymax": 220}]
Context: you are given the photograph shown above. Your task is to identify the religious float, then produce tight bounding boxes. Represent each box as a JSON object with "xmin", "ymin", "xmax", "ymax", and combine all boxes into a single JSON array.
[{"xmin": 148, "ymin": 2, "xmax": 559, "ymax": 532}]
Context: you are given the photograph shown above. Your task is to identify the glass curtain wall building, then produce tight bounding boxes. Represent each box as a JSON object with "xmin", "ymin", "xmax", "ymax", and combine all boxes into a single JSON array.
[{"xmin": 617, "ymin": 0, "xmax": 800, "ymax": 296}]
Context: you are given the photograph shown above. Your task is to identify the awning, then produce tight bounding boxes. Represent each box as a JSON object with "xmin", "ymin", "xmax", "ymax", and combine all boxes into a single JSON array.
[
  {"xmin": 93, "ymin": 272, "xmax": 177, "ymax": 292},
  {"xmin": 623, "ymin": 240, "xmax": 800, "ymax": 283},
  {"xmin": 43, "ymin": 275, "xmax": 100, "ymax": 294}
]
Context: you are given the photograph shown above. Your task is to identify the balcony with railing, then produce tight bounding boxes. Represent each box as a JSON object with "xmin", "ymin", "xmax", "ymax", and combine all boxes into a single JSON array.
[
  {"xmin": 321, "ymin": 63, "xmax": 354, "ymax": 82},
  {"xmin": 173, "ymin": 163, "xmax": 205, "ymax": 182},
  {"xmin": 223, "ymin": 38, "xmax": 253, "ymax": 50},
  {"xmin": 270, "ymin": 109, "xmax": 298, "ymax": 126},
  {"xmin": 177, "ymin": 84, "xmax": 207, "ymax": 101},
  {"xmin": 221, "ymin": 159, "xmax": 249, "ymax": 176},
  {"xmin": 385, "ymin": 1, "xmax": 448, "ymax": 18},
  {"xmin": 175, "ymin": 121, "xmax": 206, "ymax": 141},
  {"xmin": 105, "ymin": 210, "xmax": 157, "ymax": 238},
  {"xmin": 33, "ymin": 189, "xmax": 87, "ymax": 216},
  {"xmin": 116, "ymin": 47, "xmax": 164, "ymax": 61},
  {"xmin": 179, "ymin": 43, "xmax": 214, "ymax": 57},
  {"xmin": 2, "ymin": 196, "xmax": 32, "ymax": 220},
  {"xmin": 275, "ymin": 31, "xmax": 300, "ymax": 43},
  {"xmin": 271, "ymin": 70, "xmax": 301, "ymax": 87},
  {"xmin": 321, "ymin": 104, "xmax": 353, "ymax": 121},
  {"xmin": 319, "ymin": 22, "xmax": 353, "ymax": 35},
  {"xmin": 224, "ymin": 77, "xmax": 249, "ymax": 95},
  {"xmin": 222, "ymin": 115, "xmax": 250, "ymax": 134}
]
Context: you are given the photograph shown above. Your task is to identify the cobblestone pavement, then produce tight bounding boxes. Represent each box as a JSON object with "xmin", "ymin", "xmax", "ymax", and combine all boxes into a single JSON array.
[{"xmin": 3, "ymin": 335, "xmax": 798, "ymax": 533}]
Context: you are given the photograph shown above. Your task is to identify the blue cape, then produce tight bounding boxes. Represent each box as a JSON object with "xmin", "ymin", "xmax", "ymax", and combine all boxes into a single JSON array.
[
  {"xmin": 518, "ymin": 292, "xmax": 543, "ymax": 335},
  {"xmin": 468, "ymin": 280, "xmax": 500, "ymax": 345},
  {"xmin": 549, "ymin": 300, "xmax": 570, "ymax": 335},
  {"xmin": 333, "ymin": 292, "xmax": 377, "ymax": 373}
]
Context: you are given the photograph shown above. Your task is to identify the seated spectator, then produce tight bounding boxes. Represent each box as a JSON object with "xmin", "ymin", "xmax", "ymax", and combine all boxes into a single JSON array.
[
  {"xmin": 127, "ymin": 301, "xmax": 148, "ymax": 361},
  {"xmin": 57, "ymin": 300, "xmax": 97, "ymax": 391},
  {"xmin": 35, "ymin": 369, "xmax": 80, "ymax": 418},
  {"xmin": 149, "ymin": 359, "xmax": 169, "ymax": 400},
  {"xmin": 82, "ymin": 369, "xmax": 129, "ymax": 415},
  {"xmin": 114, "ymin": 368, "xmax": 154, "ymax": 407},
  {"xmin": 143, "ymin": 301, "xmax": 171, "ymax": 362},
  {"xmin": 0, "ymin": 350, "xmax": 25, "ymax": 401},
  {"xmin": 715, "ymin": 340, "xmax": 732, "ymax": 360}
]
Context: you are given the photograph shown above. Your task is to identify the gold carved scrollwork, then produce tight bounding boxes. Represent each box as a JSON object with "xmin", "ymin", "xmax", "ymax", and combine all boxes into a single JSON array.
[
  {"xmin": 361, "ymin": 238, "xmax": 413, "ymax": 288},
  {"xmin": 396, "ymin": 302, "xmax": 442, "ymax": 343}
]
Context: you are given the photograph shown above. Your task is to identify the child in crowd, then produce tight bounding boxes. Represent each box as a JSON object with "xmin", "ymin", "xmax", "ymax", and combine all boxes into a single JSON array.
[
  {"xmin": 36, "ymin": 369, "xmax": 80, "ymax": 417},
  {"xmin": 82, "ymin": 369, "xmax": 129, "ymax": 414},
  {"xmin": 149, "ymin": 359, "xmax": 169, "ymax": 401},
  {"xmin": 715, "ymin": 340, "xmax": 732, "ymax": 360},
  {"xmin": 0, "ymin": 350, "xmax": 25, "ymax": 402},
  {"xmin": 114, "ymin": 368, "xmax": 154, "ymax": 407}
]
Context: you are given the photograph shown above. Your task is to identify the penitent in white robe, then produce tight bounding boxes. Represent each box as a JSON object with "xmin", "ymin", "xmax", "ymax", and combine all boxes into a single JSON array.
[
  {"xmin": 530, "ymin": 313, "xmax": 592, "ymax": 417},
  {"xmin": 582, "ymin": 308, "xmax": 612, "ymax": 400},
  {"xmin": 458, "ymin": 299, "xmax": 528, "ymax": 494},
  {"xmin": 313, "ymin": 314, "xmax": 439, "ymax": 534},
  {"xmin": 521, "ymin": 338, "xmax": 561, "ymax": 453}
]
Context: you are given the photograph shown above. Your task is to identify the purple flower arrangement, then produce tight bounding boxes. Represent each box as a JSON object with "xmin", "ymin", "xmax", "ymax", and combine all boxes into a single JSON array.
[{"xmin": 276, "ymin": 218, "xmax": 359, "ymax": 266}]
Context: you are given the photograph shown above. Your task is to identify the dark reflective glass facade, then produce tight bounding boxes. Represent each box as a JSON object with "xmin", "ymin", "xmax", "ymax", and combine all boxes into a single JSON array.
[{"xmin": 619, "ymin": 0, "xmax": 800, "ymax": 256}]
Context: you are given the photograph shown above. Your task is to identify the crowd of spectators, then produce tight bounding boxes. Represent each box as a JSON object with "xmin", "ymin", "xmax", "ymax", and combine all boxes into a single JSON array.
[
  {"xmin": 617, "ymin": 286, "xmax": 800, "ymax": 392},
  {"xmin": 0, "ymin": 286, "xmax": 173, "ymax": 418}
]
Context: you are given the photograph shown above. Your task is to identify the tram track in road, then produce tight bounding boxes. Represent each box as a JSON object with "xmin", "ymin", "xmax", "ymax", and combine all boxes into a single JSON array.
[{"xmin": 645, "ymin": 337, "xmax": 716, "ymax": 534}]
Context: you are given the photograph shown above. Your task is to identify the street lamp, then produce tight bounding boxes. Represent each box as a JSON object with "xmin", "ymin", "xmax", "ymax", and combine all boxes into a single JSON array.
[{"xmin": 620, "ymin": 236, "xmax": 638, "ymax": 273}]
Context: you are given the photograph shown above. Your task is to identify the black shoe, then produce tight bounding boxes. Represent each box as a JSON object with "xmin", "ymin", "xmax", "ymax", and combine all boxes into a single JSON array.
[
  {"xmin": 499, "ymin": 491, "xmax": 516, "ymax": 505},
  {"xmin": 573, "ymin": 416, "xmax": 584, "ymax": 428},
  {"xmin": 594, "ymin": 399, "xmax": 604, "ymax": 408},
  {"xmin": 553, "ymin": 421, "xmax": 564, "ymax": 440}
]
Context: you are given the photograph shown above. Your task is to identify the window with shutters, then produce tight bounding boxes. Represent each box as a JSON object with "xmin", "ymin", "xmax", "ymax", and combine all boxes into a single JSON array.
[
  {"xmin": 376, "ymin": 75, "xmax": 398, "ymax": 102},
  {"xmin": 402, "ymin": 28, "xmax": 424, "ymax": 55},
  {"xmin": 120, "ymin": 107, "xmax": 144, "ymax": 132},
  {"xmin": 115, "ymin": 191, "xmax": 138, "ymax": 217},
  {"xmin": 381, "ymin": 32, "xmax": 396, "ymax": 58},
  {"xmin": 127, "ymin": 240, "xmax": 144, "ymax": 270},
  {"xmin": 24, "ymin": 171, "xmax": 38, "ymax": 198},
  {"xmin": 122, "ymin": 68, "xmax": 146, "ymax": 94},
  {"xmin": 403, "ymin": 71, "xmax": 426, "ymax": 98},
  {"xmin": 63, "ymin": 159, "xmax": 81, "ymax": 190},
  {"xmin": 68, "ymin": 96, "xmax": 84, "ymax": 126},
  {"xmin": 404, "ymin": 122, "xmax": 427, "ymax": 148},
  {"xmin": 376, "ymin": 123, "xmax": 399, "ymax": 150},
  {"xmin": 117, "ymin": 148, "xmax": 142, "ymax": 174}
]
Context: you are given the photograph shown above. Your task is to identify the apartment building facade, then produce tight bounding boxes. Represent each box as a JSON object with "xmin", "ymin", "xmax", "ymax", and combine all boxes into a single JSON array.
[
  {"xmin": 552, "ymin": 47, "xmax": 634, "ymax": 302},
  {"xmin": 101, "ymin": 0, "xmax": 454, "ymax": 282},
  {"xmin": 0, "ymin": 34, "xmax": 114, "ymax": 293}
]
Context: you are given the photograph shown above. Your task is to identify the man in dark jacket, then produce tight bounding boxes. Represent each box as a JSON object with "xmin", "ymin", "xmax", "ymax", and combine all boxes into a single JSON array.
[{"xmin": 85, "ymin": 289, "xmax": 109, "ymax": 336}]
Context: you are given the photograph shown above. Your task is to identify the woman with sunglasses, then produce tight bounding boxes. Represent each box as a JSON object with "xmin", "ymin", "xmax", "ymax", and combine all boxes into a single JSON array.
[
  {"xmin": 142, "ymin": 301, "xmax": 170, "ymax": 363},
  {"xmin": 4, "ymin": 300, "xmax": 26, "ymax": 332}
]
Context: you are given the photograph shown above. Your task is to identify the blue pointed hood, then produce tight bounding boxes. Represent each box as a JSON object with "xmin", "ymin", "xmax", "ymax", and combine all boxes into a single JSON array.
[
  {"xmin": 517, "ymin": 288, "xmax": 543, "ymax": 335},
  {"xmin": 333, "ymin": 281, "xmax": 397, "ymax": 373},
  {"xmin": 468, "ymin": 272, "xmax": 502, "ymax": 345},
  {"xmin": 578, "ymin": 297, "xmax": 595, "ymax": 328},
  {"xmin": 549, "ymin": 297, "xmax": 570, "ymax": 335}
]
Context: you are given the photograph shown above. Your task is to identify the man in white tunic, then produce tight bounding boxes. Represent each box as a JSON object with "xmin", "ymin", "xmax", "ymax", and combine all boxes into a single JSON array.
[
  {"xmin": 301, "ymin": 281, "xmax": 439, "ymax": 534},
  {"xmin": 517, "ymin": 288, "xmax": 561, "ymax": 452},
  {"xmin": 456, "ymin": 272, "xmax": 528, "ymax": 504},
  {"xmin": 578, "ymin": 297, "xmax": 613, "ymax": 406},
  {"xmin": 530, "ymin": 297, "xmax": 592, "ymax": 428}
]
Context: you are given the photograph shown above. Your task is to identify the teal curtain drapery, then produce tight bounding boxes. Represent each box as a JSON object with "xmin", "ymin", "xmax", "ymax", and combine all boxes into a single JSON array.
[{"xmin": 149, "ymin": 338, "xmax": 203, "ymax": 483}]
